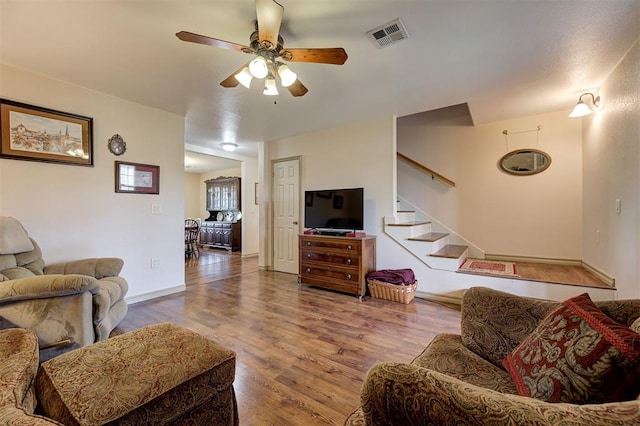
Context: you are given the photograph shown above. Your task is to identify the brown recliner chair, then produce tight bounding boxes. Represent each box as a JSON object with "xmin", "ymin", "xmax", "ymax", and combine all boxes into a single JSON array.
[{"xmin": 0, "ymin": 216, "xmax": 128, "ymax": 360}]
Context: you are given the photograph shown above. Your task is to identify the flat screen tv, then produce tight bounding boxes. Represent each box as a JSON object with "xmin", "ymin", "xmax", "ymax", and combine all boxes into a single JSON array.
[{"xmin": 304, "ymin": 188, "xmax": 364, "ymax": 233}]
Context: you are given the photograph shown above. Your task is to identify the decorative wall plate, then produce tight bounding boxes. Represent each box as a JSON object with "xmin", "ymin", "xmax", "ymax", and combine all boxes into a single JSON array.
[{"xmin": 108, "ymin": 134, "xmax": 126, "ymax": 156}]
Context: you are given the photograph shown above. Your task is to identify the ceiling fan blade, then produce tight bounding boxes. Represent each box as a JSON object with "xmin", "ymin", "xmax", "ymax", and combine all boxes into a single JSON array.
[
  {"xmin": 176, "ymin": 31, "xmax": 250, "ymax": 52},
  {"xmin": 286, "ymin": 80, "xmax": 308, "ymax": 97},
  {"xmin": 220, "ymin": 63, "xmax": 251, "ymax": 88},
  {"xmin": 281, "ymin": 48, "xmax": 348, "ymax": 65},
  {"xmin": 256, "ymin": 0, "xmax": 284, "ymax": 49}
]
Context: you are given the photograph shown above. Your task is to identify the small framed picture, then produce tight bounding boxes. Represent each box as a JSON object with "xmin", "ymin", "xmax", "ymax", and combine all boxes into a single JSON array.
[
  {"xmin": 0, "ymin": 98, "xmax": 93, "ymax": 166},
  {"xmin": 115, "ymin": 161, "xmax": 159, "ymax": 194}
]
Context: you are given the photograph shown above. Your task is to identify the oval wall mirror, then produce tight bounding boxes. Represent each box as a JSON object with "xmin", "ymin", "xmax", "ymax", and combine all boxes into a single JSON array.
[{"xmin": 499, "ymin": 149, "xmax": 551, "ymax": 176}]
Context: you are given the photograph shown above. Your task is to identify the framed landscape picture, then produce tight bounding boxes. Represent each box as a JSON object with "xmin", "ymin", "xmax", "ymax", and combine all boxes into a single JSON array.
[
  {"xmin": 0, "ymin": 99, "xmax": 93, "ymax": 166},
  {"xmin": 115, "ymin": 161, "xmax": 160, "ymax": 194}
]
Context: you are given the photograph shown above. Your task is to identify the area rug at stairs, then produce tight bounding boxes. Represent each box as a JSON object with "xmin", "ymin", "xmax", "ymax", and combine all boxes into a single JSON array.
[{"xmin": 458, "ymin": 259, "xmax": 518, "ymax": 277}]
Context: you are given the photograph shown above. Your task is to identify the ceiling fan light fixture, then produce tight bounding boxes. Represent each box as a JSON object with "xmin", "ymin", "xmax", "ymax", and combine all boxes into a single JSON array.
[
  {"xmin": 221, "ymin": 142, "xmax": 237, "ymax": 152},
  {"xmin": 234, "ymin": 67, "xmax": 253, "ymax": 88},
  {"xmin": 263, "ymin": 77, "xmax": 279, "ymax": 96},
  {"xmin": 249, "ymin": 56, "xmax": 269, "ymax": 79},
  {"xmin": 278, "ymin": 64, "xmax": 297, "ymax": 87}
]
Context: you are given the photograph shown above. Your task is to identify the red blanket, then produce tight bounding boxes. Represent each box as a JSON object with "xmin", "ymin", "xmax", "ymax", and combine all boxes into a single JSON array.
[{"xmin": 366, "ymin": 269, "xmax": 415, "ymax": 285}]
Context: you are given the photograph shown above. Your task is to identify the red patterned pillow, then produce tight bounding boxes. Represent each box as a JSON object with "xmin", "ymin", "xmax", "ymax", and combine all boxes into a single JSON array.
[{"xmin": 502, "ymin": 293, "xmax": 640, "ymax": 404}]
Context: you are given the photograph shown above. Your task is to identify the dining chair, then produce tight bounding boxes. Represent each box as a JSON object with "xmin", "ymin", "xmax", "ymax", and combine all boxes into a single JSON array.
[{"xmin": 184, "ymin": 218, "xmax": 200, "ymax": 258}]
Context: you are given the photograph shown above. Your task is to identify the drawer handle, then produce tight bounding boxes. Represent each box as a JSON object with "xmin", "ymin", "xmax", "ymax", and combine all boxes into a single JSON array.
[
  {"xmin": 307, "ymin": 241, "xmax": 311, "ymax": 246},
  {"xmin": 346, "ymin": 259, "xmax": 352, "ymax": 265},
  {"xmin": 347, "ymin": 245, "xmax": 353, "ymax": 250},
  {"xmin": 306, "ymin": 268, "xmax": 311, "ymax": 273},
  {"xmin": 346, "ymin": 273, "xmax": 352, "ymax": 280},
  {"xmin": 307, "ymin": 253, "xmax": 312, "ymax": 258}
]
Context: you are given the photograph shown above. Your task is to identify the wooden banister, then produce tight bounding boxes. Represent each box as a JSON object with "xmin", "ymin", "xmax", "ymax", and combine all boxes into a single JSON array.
[{"xmin": 397, "ymin": 152, "xmax": 456, "ymax": 187}]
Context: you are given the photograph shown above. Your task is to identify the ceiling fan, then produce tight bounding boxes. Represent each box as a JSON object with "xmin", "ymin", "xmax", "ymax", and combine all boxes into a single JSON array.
[{"xmin": 176, "ymin": 0, "xmax": 348, "ymax": 97}]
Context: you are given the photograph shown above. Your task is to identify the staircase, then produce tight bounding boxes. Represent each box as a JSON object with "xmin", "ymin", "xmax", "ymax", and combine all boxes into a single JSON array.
[{"xmin": 384, "ymin": 198, "xmax": 484, "ymax": 271}]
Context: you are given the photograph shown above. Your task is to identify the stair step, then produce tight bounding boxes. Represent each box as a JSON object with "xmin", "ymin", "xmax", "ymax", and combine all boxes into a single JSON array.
[
  {"xmin": 408, "ymin": 232, "xmax": 449, "ymax": 242},
  {"xmin": 430, "ymin": 244, "xmax": 468, "ymax": 259},
  {"xmin": 387, "ymin": 221, "xmax": 431, "ymax": 227}
]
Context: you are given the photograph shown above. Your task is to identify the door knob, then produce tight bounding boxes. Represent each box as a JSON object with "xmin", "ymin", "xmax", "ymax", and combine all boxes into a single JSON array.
[{"xmin": 293, "ymin": 221, "xmax": 298, "ymax": 225}]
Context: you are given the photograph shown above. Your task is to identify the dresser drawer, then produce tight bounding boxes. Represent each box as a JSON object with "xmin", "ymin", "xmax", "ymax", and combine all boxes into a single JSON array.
[
  {"xmin": 301, "ymin": 250, "xmax": 359, "ymax": 266},
  {"xmin": 300, "ymin": 237, "xmax": 361, "ymax": 254},
  {"xmin": 300, "ymin": 263, "xmax": 360, "ymax": 285}
]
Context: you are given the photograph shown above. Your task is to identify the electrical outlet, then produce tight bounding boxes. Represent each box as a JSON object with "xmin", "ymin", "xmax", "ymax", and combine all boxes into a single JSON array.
[
  {"xmin": 151, "ymin": 204, "xmax": 162, "ymax": 214},
  {"xmin": 151, "ymin": 258, "xmax": 161, "ymax": 269},
  {"xmin": 615, "ymin": 199, "xmax": 621, "ymax": 214}
]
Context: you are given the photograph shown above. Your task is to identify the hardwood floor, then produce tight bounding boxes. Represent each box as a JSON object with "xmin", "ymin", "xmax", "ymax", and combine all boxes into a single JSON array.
[{"xmin": 117, "ymin": 248, "xmax": 462, "ymax": 425}]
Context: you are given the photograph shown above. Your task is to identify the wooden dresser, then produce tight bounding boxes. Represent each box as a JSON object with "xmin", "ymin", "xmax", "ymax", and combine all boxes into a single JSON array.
[{"xmin": 298, "ymin": 234, "xmax": 376, "ymax": 298}]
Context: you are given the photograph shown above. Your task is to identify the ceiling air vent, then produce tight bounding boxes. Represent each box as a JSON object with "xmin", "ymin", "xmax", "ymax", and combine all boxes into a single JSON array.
[{"xmin": 366, "ymin": 18, "xmax": 410, "ymax": 49}]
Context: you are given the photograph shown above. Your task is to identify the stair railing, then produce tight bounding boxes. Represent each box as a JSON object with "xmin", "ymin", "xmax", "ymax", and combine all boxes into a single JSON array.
[{"xmin": 397, "ymin": 152, "xmax": 455, "ymax": 187}]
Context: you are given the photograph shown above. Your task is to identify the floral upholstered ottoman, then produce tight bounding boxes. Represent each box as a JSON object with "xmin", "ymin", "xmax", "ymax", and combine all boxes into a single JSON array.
[{"xmin": 36, "ymin": 322, "xmax": 238, "ymax": 425}]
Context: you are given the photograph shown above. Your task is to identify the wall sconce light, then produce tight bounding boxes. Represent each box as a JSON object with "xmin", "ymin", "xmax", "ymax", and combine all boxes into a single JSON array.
[
  {"xmin": 569, "ymin": 92, "xmax": 601, "ymax": 118},
  {"xmin": 221, "ymin": 142, "xmax": 237, "ymax": 152}
]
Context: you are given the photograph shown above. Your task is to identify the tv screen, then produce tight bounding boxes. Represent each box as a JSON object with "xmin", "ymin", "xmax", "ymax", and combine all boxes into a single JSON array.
[{"xmin": 304, "ymin": 188, "xmax": 364, "ymax": 231}]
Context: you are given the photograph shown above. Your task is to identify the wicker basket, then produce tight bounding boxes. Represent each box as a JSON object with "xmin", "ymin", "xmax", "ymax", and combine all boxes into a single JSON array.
[{"xmin": 367, "ymin": 279, "xmax": 418, "ymax": 304}]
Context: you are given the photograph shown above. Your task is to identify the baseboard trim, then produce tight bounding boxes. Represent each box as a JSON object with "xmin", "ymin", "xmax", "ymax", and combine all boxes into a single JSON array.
[
  {"xmin": 125, "ymin": 284, "xmax": 186, "ymax": 305},
  {"xmin": 241, "ymin": 252, "xmax": 258, "ymax": 259},
  {"xmin": 484, "ymin": 253, "xmax": 582, "ymax": 266},
  {"xmin": 581, "ymin": 262, "xmax": 615, "ymax": 287},
  {"xmin": 415, "ymin": 290, "xmax": 463, "ymax": 306}
]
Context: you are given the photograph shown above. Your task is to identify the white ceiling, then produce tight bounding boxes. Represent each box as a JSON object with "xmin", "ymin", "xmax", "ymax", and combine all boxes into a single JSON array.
[
  {"xmin": 185, "ymin": 150, "xmax": 241, "ymax": 174},
  {"xmin": 1, "ymin": 1, "xmax": 639, "ymax": 163}
]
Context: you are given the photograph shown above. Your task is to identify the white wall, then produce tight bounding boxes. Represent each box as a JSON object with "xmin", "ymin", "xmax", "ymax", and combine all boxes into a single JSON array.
[
  {"xmin": 184, "ymin": 172, "xmax": 201, "ymax": 219},
  {"xmin": 266, "ymin": 116, "xmax": 397, "ymax": 269},
  {"xmin": 398, "ymin": 110, "xmax": 583, "ymax": 259},
  {"xmin": 583, "ymin": 39, "xmax": 640, "ymax": 299},
  {"xmin": 241, "ymin": 157, "xmax": 260, "ymax": 257},
  {"xmin": 0, "ymin": 64, "xmax": 186, "ymax": 301},
  {"xmin": 262, "ymin": 113, "xmax": 619, "ymax": 303}
]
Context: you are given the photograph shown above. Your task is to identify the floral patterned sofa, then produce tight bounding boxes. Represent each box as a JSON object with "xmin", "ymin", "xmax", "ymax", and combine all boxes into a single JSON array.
[
  {"xmin": 345, "ymin": 286, "xmax": 640, "ymax": 425},
  {"xmin": 0, "ymin": 323, "xmax": 238, "ymax": 425}
]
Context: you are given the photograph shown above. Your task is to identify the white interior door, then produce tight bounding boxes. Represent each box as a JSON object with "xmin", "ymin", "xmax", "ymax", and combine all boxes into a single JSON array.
[{"xmin": 273, "ymin": 158, "xmax": 300, "ymax": 274}]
